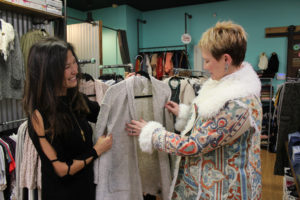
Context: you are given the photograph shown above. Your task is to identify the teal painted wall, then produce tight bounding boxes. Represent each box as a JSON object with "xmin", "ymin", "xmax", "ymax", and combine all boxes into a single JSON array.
[
  {"xmin": 141, "ymin": 0, "xmax": 300, "ymax": 90},
  {"xmin": 67, "ymin": 0, "xmax": 300, "ymax": 88},
  {"xmin": 66, "ymin": 7, "xmax": 85, "ymax": 25}
]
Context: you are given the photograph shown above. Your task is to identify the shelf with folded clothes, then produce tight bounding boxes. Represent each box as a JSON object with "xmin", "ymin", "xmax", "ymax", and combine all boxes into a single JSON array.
[
  {"xmin": 0, "ymin": 0, "xmax": 64, "ymax": 20},
  {"xmin": 285, "ymin": 141, "xmax": 300, "ymax": 198},
  {"xmin": 260, "ymin": 78, "xmax": 274, "ymax": 150}
]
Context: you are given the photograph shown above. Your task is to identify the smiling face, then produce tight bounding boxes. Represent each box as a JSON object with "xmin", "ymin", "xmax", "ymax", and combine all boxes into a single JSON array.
[
  {"xmin": 202, "ymin": 48, "xmax": 227, "ymax": 81},
  {"xmin": 61, "ymin": 50, "xmax": 78, "ymax": 94}
]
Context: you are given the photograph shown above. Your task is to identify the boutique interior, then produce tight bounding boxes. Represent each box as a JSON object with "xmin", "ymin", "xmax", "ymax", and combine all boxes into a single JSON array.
[{"xmin": 0, "ymin": 0, "xmax": 300, "ymax": 199}]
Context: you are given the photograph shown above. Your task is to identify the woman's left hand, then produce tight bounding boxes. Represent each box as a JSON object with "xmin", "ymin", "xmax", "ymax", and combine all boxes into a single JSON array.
[{"xmin": 126, "ymin": 119, "xmax": 147, "ymax": 136}]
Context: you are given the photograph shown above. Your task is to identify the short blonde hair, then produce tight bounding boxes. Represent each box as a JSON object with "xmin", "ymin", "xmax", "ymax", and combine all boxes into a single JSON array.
[{"xmin": 199, "ymin": 21, "xmax": 247, "ymax": 66}]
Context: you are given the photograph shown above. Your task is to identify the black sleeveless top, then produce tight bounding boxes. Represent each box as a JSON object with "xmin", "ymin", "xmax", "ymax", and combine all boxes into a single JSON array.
[{"xmin": 28, "ymin": 94, "xmax": 100, "ymax": 200}]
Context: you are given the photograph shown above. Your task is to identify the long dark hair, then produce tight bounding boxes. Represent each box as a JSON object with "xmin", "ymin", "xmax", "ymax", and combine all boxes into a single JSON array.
[{"xmin": 23, "ymin": 37, "xmax": 89, "ymax": 138}]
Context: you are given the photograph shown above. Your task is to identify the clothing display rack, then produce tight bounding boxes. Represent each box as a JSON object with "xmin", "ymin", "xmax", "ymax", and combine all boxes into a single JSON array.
[
  {"xmin": 137, "ymin": 13, "xmax": 192, "ymax": 53},
  {"xmin": 99, "ymin": 64, "xmax": 133, "ymax": 73},
  {"xmin": 260, "ymin": 77, "xmax": 273, "ymax": 150},
  {"xmin": 0, "ymin": 118, "xmax": 27, "ymax": 126},
  {"xmin": 139, "ymin": 45, "xmax": 187, "ymax": 53},
  {"xmin": 0, "ymin": 1, "xmax": 62, "ymax": 134},
  {"xmin": 173, "ymin": 67, "xmax": 207, "ymax": 76}
]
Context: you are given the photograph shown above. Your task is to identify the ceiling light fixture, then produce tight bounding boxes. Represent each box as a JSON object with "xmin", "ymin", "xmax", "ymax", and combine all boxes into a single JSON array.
[{"xmin": 112, "ymin": 3, "xmax": 118, "ymax": 8}]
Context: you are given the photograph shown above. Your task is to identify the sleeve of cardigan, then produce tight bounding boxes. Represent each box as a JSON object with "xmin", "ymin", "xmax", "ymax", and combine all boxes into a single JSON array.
[
  {"xmin": 93, "ymin": 90, "xmax": 112, "ymax": 184},
  {"xmin": 139, "ymin": 100, "xmax": 251, "ymax": 156}
]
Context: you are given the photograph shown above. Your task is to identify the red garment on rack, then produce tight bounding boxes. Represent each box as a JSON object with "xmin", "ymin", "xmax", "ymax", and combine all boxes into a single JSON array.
[
  {"xmin": 0, "ymin": 138, "xmax": 16, "ymax": 173},
  {"xmin": 156, "ymin": 54, "xmax": 164, "ymax": 80},
  {"xmin": 135, "ymin": 58, "xmax": 141, "ymax": 72},
  {"xmin": 164, "ymin": 52, "xmax": 173, "ymax": 74}
]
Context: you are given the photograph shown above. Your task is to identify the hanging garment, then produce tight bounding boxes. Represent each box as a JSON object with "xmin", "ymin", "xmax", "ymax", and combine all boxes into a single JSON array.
[
  {"xmin": 274, "ymin": 82, "xmax": 300, "ymax": 175},
  {"xmin": 20, "ymin": 29, "xmax": 49, "ymax": 72},
  {"xmin": 163, "ymin": 77, "xmax": 195, "ymax": 105},
  {"xmin": 20, "ymin": 126, "xmax": 42, "ymax": 190},
  {"xmin": 150, "ymin": 54, "xmax": 157, "ymax": 76},
  {"xmin": 0, "ymin": 145, "xmax": 6, "ymax": 200},
  {"xmin": 187, "ymin": 77, "xmax": 209, "ymax": 95},
  {"xmin": 0, "ymin": 31, "xmax": 25, "ymax": 100},
  {"xmin": 179, "ymin": 51, "xmax": 189, "ymax": 69},
  {"xmin": 135, "ymin": 56, "xmax": 142, "ymax": 72},
  {"xmin": 94, "ymin": 75, "xmax": 173, "ymax": 200},
  {"xmin": 164, "ymin": 52, "xmax": 173, "ymax": 75},
  {"xmin": 262, "ymin": 52, "xmax": 279, "ymax": 78},
  {"xmin": 156, "ymin": 54, "xmax": 164, "ymax": 80},
  {"xmin": 145, "ymin": 54, "xmax": 152, "ymax": 75},
  {"xmin": 13, "ymin": 121, "xmax": 27, "ymax": 200},
  {"xmin": 258, "ymin": 52, "xmax": 268, "ymax": 70},
  {"xmin": 193, "ymin": 45, "xmax": 203, "ymax": 71},
  {"xmin": 0, "ymin": 19, "xmax": 15, "ymax": 61},
  {"xmin": 79, "ymin": 79, "xmax": 109, "ymax": 105},
  {"xmin": 141, "ymin": 54, "xmax": 148, "ymax": 72}
]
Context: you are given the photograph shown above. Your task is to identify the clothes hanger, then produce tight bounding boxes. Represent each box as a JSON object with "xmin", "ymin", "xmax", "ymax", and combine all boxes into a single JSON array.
[
  {"xmin": 136, "ymin": 70, "xmax": 150, "ymax": 80},
  {"xmin": 81, "ymin": 73, "xmax": 94, "ymax": 82},
  {"xmin": 134, "ymin": 70, "xmax": 153, "ymax": 99}
]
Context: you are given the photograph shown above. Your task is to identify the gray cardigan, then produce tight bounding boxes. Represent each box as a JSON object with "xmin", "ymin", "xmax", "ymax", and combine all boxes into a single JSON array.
[
  {"xmin": 94, "ymin": 76, "xmax": 173, "ymax": 200},
  {"xmin": 0, "ymin": 31, "xmax": 25, "ymax": 100}
]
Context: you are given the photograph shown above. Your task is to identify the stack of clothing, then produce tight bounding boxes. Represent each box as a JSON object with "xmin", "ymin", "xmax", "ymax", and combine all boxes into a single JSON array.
[{"xmin": 46, "ymin": 0, "xmax": 63, "ymax": 15}]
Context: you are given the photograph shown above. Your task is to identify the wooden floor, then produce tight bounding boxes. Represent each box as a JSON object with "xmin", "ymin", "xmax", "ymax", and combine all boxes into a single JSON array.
[{"xmin": 261, "ymin": 149, "xmax": 283, "ymax": 200}]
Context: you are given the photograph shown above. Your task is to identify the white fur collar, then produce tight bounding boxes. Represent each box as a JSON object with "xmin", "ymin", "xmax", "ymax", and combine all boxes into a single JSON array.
[{"xmin": 194, "ymin": 62, "xmax": 261, "ymax": 119}]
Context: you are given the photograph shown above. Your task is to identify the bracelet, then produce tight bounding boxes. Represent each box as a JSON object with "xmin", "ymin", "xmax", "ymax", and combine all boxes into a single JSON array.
[
  {"xmin": 83, "ymin": 159, "xmax": 87, "ymax": 167},
  {"xmin": 91, "ymin": 148, "xmax": 99, "ymax": 160},
  {"xmin": 66, "ymin": 160, "xmax": 73, "ymax": 176},
  {"xmin": 50, "ymin": 158, "xmax": 59, "ymax": 163},
  {"xmin": 38, "ymin": 135, "xmax": 47, "ymax": 138},
  {"xmin": 67, "ymin": 165, "xmax": 71, "ymax": 175}
]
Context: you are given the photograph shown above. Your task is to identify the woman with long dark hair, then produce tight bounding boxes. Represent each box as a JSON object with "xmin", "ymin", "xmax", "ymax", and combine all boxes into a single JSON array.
[{"xmin": 23, "ymin": 37, "xmax": 112, "ymax": 200}]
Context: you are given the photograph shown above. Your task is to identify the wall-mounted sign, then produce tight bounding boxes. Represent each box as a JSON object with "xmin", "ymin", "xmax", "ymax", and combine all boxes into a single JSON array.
[{"xmin": 181, "ymin": 33, "xmax": 192, "ymax": 44}]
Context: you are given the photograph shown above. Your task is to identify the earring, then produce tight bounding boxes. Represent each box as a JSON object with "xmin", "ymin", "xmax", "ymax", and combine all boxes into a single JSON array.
[{"xmin": 225, "ymin": 63, "xmax": 229, "ymax": 71}]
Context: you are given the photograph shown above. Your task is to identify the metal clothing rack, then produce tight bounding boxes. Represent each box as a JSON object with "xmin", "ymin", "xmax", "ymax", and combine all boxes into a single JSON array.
[
  {"xmin": 0, "ymin": 118, "xmax": 27, "ymax": 126},
  {"xmin": 137, "ymin": 13, "xmax": 192, "ymax": 53},
  {"xmin": 99, "ymin": 64, "xmax": 133, "ymax": 73},
  {"xmin": 173, "ymin": 68, "xmax": 207, "ymax": 76},
  {"xmin": 138, "ymin": 45, "xmax": 186, "ymax": 53}
]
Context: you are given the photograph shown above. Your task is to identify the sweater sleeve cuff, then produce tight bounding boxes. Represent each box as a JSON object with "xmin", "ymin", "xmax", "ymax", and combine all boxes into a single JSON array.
[
  {"xmin": 175, "ymin": 104, "xmax": 190, "ymax": 131},
  {"xmin": 139, "ymin": 121, "xmax": 164, "ymax": 154}
]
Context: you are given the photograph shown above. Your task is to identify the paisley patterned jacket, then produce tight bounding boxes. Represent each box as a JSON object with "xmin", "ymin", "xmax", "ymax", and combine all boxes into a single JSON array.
[{"xmin": 139, "ymin": 62, "xmax": 262, "ymax": 200}]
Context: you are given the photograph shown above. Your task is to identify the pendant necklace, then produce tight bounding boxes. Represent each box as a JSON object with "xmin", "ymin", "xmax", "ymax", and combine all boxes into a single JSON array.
[{"xmin": 70, "ymin": 109, "xmax": 86, "ymax": 142}]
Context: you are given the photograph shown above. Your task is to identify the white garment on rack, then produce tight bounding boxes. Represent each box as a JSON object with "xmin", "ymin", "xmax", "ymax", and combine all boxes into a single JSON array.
[
  {"xmin": 0, "ymin": 146, "xmax": 6, "ymax": 190},
  {"xmin": 194, "ymin": 45, "xmax": 203, "ymax": 71},
  {"xmin": 258, "ymin": 52, "xmax": 268, "ymax": 70},
  {"xmin": 13, "ymin": 121, "xmax": 27, "ymax": 200},
  {"xmin": 0, "ymin": 19, "xmax": 15, "ymax": 61}
]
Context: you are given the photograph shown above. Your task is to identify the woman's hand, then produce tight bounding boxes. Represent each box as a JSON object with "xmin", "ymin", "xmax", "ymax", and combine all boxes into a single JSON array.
[
  {"xmin": 94, "ymin": 134, "xmax": 113, "ymax": 156},
  {"xmin": 126, "ymin": 119, "xmax": 147, "ymax": 136},
  {"xmin": 165, "ymin": 101, "xmax": 179, "ymax": 117},
  {"xmin": 31, "ymin": 110, "xmax": 45, "ymax": 136}
]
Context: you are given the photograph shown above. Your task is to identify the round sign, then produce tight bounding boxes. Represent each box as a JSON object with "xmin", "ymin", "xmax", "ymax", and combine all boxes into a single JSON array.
[
  {"xmin": 181, "ymin": 33, "xmax": 192, "ymax": 44},
  {"xmin": 293, "ymin": 44, "xmax": 300, "ymax": 51}
]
